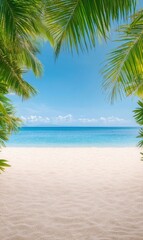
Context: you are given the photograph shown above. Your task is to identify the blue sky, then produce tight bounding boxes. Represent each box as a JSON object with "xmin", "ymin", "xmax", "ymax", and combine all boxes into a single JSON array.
[{"xmin": 9, "ymin": 23, "xmax": 139, "ymax": 127}]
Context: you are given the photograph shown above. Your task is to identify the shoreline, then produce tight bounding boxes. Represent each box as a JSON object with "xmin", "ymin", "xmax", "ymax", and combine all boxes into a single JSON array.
[{"xmin": 5, "ymin": 145, "xmax": 139, "ymax": 148}]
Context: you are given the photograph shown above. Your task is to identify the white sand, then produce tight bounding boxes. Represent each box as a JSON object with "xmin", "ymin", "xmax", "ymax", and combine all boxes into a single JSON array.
[{"xmin": 0, "ymin": 147, "xmax": 143, "ymax": 240}]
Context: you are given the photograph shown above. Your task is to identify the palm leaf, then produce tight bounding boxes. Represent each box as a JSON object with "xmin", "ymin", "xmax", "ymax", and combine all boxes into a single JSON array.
[
  {"xmin": 133, "ymin": 101, "xmax": 143, "ymax": 159},
  {"xmin": 0, "ymin": 40, "xmax": 37, "ymax": 99},
  {"xmin": 0, "ymin": 159, "xmax": 10, "ymax": 173},
  {"xmin": 19, "ymin": 44, "xmax": 43, "ymax": 77},
  {"xmin": 0, "ymin": 0, "xmax": 44, "ymax": 42},
  {"xmin": 137, "ymin": 128, "xmax": 143, "ymax": 147},
  {"xmin": 45, "ymin": 0, "xmax": 136, "ymax": 55},
  {"xmin": 0, "ymin": 0, "xmax": 45, "ymax": 89},
  {"xmin": 125, "ymin": 75, "xmax": 143, "ymax": 97},
  {"xmin": 102, "ymin": 10, "xmax": 143, "ymax": 102},
  {"xmin": 13, "ymin": 36, "xmax": 43, "ymax": 77},
  {"xmin": 134, "ymin": 100, "xmax": 143, "ymax": 125},
  {"xmin": 0, "ymin": 86, "xmax": 21, "ymax": 147}
]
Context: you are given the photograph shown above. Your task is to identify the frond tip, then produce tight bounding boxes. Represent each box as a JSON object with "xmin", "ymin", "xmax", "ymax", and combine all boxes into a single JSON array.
[{"xmin": 0, "ymin": 159, "xmax": 10, "ymax": 173}]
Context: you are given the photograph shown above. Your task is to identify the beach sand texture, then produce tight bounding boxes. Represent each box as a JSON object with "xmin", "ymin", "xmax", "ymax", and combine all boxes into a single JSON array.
[{"xmin": 0, "ymin": 147, "xmax": 143, "ymax": 240}]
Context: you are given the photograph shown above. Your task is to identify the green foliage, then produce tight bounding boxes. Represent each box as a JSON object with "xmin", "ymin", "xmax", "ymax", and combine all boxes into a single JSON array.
[
  {"xmin": 0, "ymin": 0, "xmax": 137, "ymax": 171},
  {"xmin": 0, "ymin": 0, "xmax": 44, "ymax": 41},
  {"xmin": 0, "ymin": 0, "xmax": 46, "ymax": 99},
  {"xmin": 103, "ymin": 10, "xmax": 143, "ymax": 102},
  {"xmin": 0, "ymin": 0, "xmax": 44, "ymax": 172},
  {"xmin": 0, "ymin": 160, "xmax": 10, "ymax": 173},
  {"xmin": 0, "ymin": 39, "xmax": 38, "ymax": 99},
  {"xmin": 45, "ymin": 0, "xmax": 136, "ymax": 55},
  {"xmin": 137, "ymin": 128, "xmax": 143, "ymax": 160},
  {"xmin": 134, "ymin": 101, "xmax": 143, "ymax": 125},
  {"xmin": 134, "ymin": 101, "xmax": 143, "ymax": 158},
  {"xmin": 0, "ymin": 0, "xmax": 136, "ymax": 97},
  {"xmin": 102, "ymin": 9, "xmax": 143, "ymax": 158},
  {"xmin": 0, "ymin": 83, "xmax": 21, "ymax": 145},
  {"xmin": 46, "ymin": 0, "xmax": 136, "ymax": 47},
  {"xmin": 0, "ymin": 83, "xmax": 21, "ymax": 173},
  {"xmin": 137, "ymin": 128, "xmax": 143, "ymax": 147}
]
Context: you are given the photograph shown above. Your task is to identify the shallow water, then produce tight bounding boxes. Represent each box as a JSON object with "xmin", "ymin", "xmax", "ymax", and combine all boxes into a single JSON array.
[{"xmin": 8, "ymin": 127, "xmax": 139, "ymax": 147}]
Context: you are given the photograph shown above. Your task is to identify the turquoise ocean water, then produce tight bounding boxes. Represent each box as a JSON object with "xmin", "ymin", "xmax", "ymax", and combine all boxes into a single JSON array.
[{"xmin": 7, "ymin": 127, "xmax": 139, "ymax": 147}]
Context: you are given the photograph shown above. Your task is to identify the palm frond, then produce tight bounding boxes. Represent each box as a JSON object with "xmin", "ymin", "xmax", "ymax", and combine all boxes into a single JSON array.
[
  {"xmin": 45, "ymin": 0, "xmax": 136, "ymax": 55},
  {"xmin": 19, "ymin": 42, "xmax": 43, "ymax": 77},
  {"xmin": 133, "ymin": 101, "xmax": 143, "ymax": 159},
  {"xmin": 0, "ymin": 82, "xmax": 21, "ymax": 146},
  {"xmin": 137, "ymin": 128, "xmax": 143, "ymax": 147},
  {"xmin": 0, "ymin": 0, "xmax": 44, "ymax": 87},
  {"xmin": 11, "ymin": 35, "xmax": 43, "ymax": 77},
  {"xmin": 0, "ymin": 159, "xmax": 10, "ymax": 173},
  {"xmin": 125, "ymin": 74, "xmax": 143, "ymax": 97},
  {"xmin": 0, "ymin": 40, "xmax": 37, "ymax": 99},
  {"xmin": 0, "ymin": 82, "xmax": 21, "ymax": 172},
  {"xmin": 103, "ymin": 9, "xmax": 143, "ymax": 102},
  {"xmin": 0, "ymin": 0, "xmax": 44, "ymax": 42},
  {"xmin": 134, "ymin": 100, "xmax": 143, "ymax": 125}
]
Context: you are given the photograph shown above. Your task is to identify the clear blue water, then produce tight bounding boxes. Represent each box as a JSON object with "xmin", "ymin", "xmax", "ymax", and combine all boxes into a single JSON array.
[{"xmin": 7, "ymin": 127, "xmax": 139, "ymax": 147}]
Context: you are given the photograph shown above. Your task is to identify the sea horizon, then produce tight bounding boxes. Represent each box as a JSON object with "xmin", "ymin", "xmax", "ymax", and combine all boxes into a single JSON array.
[
  {"xmin": 20, "ymin": 126, "xmax": 138, "ymax": 128},
  {"xmin": 7, "ymin": 126, "xmax": 139, "ymax": 147}
]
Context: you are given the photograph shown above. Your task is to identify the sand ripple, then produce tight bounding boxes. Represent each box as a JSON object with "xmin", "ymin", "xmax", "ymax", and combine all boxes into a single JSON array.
[{"xmin": 0, "ymin": 147, "xmax": 143, "ymax": 240}]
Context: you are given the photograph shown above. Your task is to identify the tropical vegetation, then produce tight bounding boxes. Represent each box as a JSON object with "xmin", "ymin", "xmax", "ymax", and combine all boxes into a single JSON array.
[
  {"xmin": 0, "ymin": 83, "xmax": 21, "ymax": 172},
  {"xmin": 0, "ymin": 0, "xmax": 44, "ymax": 172},
  {"xmin": 0, "ymin": 0, "xmax": 141, "ymax": 171},
  {"xmin": 103, "ymin": 8, "xmax": 143, "ymax": 156}
]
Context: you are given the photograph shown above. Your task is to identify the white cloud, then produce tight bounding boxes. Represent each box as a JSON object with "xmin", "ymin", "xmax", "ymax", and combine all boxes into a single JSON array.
[
  {"xmin": 78, "ymin": 116, "xmax": 126, "ymax": 125},
  {"xmin": 99, "ymin": 116, "xmax": 125, "ymax": 124},
  {"xmin": 21, "ymin": 114, "xmax": 127, "ymax": 126},
  {"xmin": 21, "ymin": 114, "xmax": 73, "ymax": 126},
  {"xmin": 78, "ymin": 118, "xmax": 98, "ymax": 123},
  {"xmin": 54, "ymin": 114, "xmax": 73, "ymax": 123},
  {"xmin": 21, "ymin": 115, "xmax": 50, "ymax": 125}
]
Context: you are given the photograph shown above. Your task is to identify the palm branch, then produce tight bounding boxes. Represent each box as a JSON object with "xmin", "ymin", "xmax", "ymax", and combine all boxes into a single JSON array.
[
  {"xmin": 0, "ymin": 39, "xmax": 37, "ymax": 99},
  {"xmin": 0, "ymin": 83, "xmax": 21, "ymax": 172},
  {"xmin": 0, "ymin": 0, "xmax": 44, "ymax": 42},
  {"xmin": 45, "ymin": 0, "xmax": 136, "ymax": 55},
  {"xmin": 134, "ymin": 100, "xmax": 143, "ymax": 125},
  {"xmin": 0, "ymin": 0, "xmax": 136, "ymax": 98},
  {"xmin": 133, "ymin": 101, "xmax": 143, "ymax": 157},
  {"xmin": 136, "ymin": 127, "xmax": 143, "ymax": 161},
  {"xmin": 102, "ymin": 9, "xmax": 143, "ymax": 102},
  {"xmin": 0, "ymin": 0, "xmax": 138, "ymax": 169},
  {"xmin": 0, "ymin": 0, "xmax": 45, "ymax": 99},
  {"xmin": 0, "ymin": 160, "xmax": 10, "ymax": 173}
]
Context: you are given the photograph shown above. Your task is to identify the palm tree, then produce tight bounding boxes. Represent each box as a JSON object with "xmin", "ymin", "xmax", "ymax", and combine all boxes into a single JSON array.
[
  {"xmin": 0, "ymin": 0, "xmax": 137, "ymax": 171},
  {"xmin": 102, "ymin": 9, "xmax": 143, "ymax": 153},
  {"xmin": 0, "ymin": 0, "xmax": 45, "ymax": 99},
  {"xmin": 0, "ymin": 83, "xmax": 21, "ymax": 173},
  {"xmin": 0, "ymin": 0, "xmax": 136, "ymax": 98},
  {"xmin": 0, "ymin": 0, "xmax": 46, "ymax": 172}
]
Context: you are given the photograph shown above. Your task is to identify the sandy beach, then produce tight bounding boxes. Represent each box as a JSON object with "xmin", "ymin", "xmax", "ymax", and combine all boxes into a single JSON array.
[{"xmin": 0, "ymin": 147, "xmax": 143, "ymax": 240}]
